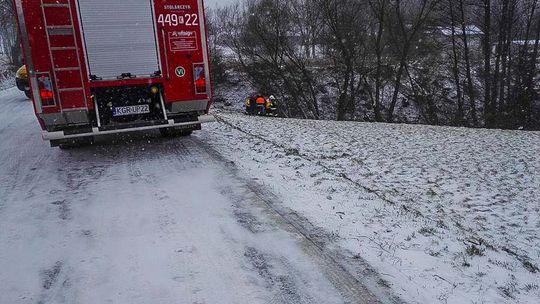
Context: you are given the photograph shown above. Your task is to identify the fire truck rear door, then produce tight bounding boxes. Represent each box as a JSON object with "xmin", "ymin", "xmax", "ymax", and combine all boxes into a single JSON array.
[{"xmin": 77, "ymin": 0, "xmax": 160, "ymax": 80}]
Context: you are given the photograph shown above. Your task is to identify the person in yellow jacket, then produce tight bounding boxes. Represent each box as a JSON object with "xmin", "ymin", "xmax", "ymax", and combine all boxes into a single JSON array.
[
  {"xmin": 265, "ymin": 95, "xmax": 278, "ymax": 116},
  {"xmin": 245, "ymin": 97, "xmax": 251, "ymax": 114},
  {"xmin": 245, "ymin": 94, "xmax": 257, "ymax": 115}
]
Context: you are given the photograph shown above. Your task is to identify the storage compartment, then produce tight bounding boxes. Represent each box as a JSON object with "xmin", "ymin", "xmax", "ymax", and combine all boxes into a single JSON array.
[{"xmin": 77, "ymin": 0, "xmax": 160, "ymax": 80}]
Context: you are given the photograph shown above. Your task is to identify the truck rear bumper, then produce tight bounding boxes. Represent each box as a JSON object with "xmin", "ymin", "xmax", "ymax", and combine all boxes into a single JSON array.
[{"xmin": 42, "ymin": 115, "xmax": 215, "ymax": 141}]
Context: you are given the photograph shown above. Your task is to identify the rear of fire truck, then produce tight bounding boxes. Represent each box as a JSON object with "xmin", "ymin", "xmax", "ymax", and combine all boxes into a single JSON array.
[{"xmin": 13, "ymin": 0, "xmax": 212, "ymax": 147}]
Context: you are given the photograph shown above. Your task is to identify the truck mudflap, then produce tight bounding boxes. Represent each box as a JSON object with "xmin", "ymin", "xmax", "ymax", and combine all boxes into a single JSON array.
[{"xmin": 42, "ymin": 115, "xmax": 215, "ymax": 141}]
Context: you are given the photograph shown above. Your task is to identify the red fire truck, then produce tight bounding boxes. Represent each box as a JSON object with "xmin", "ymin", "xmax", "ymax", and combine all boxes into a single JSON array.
[{"xmin": 13, "ymin": 0, "xmax": 213, "ymax": 147}]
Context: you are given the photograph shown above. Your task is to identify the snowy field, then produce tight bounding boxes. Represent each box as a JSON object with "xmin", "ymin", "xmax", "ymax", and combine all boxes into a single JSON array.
[{"xmin": 201, "ymin": 112, "xmax": 540, "ymax": 303}]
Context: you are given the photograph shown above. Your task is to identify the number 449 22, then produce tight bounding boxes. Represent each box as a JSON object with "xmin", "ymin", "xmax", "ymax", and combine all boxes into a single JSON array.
[{"xmin": 157, "ymin": 14, "xmax": 199, "ymax": 27}]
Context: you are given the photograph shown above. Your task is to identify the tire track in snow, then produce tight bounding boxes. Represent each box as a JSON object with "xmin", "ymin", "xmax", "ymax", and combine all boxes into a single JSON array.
[
  {"xmin": 146, "ymin": 136, "xmax": 353, "ymax": 304},
  {"xmin": 193, "ymin": 135, "xmax": 387, "ymax": 304},
  {"xmin": 244, "ymin": 246, "xmax": 309, "ymax": 304}
]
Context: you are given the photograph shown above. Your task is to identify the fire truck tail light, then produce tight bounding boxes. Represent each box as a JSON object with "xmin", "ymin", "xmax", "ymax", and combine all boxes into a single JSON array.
[
  {"xmin": 36, "ymin": 73, "xmax": 56, "ymax": 107},
  {"xmin": 193, "ymin": 64, "xmax": 207, "ymax": 94},
  {"xmin": 40, "ymin": 90, "xmax": 54, "ymax": 99}
]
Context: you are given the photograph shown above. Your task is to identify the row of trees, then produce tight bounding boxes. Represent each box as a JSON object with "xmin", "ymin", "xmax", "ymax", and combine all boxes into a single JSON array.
[
  {"xmin": 0, "ymin": 0, "xmax": 21, "ymax": 74},
  {"xmin": 208, "ymin": 0, "xmax": 540, "ymax": 129}
]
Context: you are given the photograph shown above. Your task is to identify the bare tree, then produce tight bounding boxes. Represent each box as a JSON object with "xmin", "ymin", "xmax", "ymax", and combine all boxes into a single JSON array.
[
  {"xmin": 386, "ymin": 0, "xmax": 441, "ymax": 122},
  {"xmin": 291, "ymin": 0, "xmax": 323, "ymax": 59},
  {"xmin": 0, "ymin": 0, "xmax": 21, "ymax": 72},
  {"xmin": 446, "ymin": 0, "xmax": 465, "ymax": 125},
  {"xmin": 319, "ymin": 0, "xmax": 370, "ymax": 120},
  {"xmin": 226, "ymin": 0, "xmax": 322, "ymax": 118},
  {"xmin": 367, "ymin": 0, "xmax": 391, "ymax": 122},
  {"xmin": 214, "ymin": 0, "xmax": 540, "ymax": 129}
]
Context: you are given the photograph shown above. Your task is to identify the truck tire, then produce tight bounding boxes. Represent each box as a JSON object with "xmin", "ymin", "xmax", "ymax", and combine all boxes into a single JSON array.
[
  {"xmin": 180, "ymin": 130, "xmax": 193, "ymax": 137},
  {"xmin": 52, "ymin": 137, "xmax": 94, "ymax": 149},
  {"xmin": 159, "ymin": 127, "xmax": 192, "ymax": 137},
  {"xmin": 24, "ymin": 90, "xmax": 32, "ymax": 99}
]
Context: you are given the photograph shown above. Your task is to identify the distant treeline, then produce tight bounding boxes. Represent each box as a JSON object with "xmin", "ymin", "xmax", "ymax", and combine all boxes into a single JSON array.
[
  {"xmin": 0, "ymin": 0, "xmax": 21, "ymax": 75},
  {"xmin": 208, "ymin": 0, "xmax": 540, "ymax": 130}
]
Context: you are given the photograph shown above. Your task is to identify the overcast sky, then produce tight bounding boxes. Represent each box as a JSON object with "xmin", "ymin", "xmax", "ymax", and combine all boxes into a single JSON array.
[{"xmin": 205, "ymin": 0, "xmax": 237, "ymax": 9}]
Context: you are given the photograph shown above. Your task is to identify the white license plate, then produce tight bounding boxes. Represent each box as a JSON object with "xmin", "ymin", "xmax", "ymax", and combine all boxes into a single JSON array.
[{"xmin": 112, "ymin": 105, "xmax": 150, "ymax": 117}]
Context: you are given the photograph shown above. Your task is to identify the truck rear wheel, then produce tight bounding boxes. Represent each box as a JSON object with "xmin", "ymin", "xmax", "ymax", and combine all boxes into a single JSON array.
[
  {"xmin": 52, "ymin": 137, "xmax": 94, "ymax": 149},
  {"xmin": 24, "ymin": 90, "xmax": 32, "ymax": 99},
  {"xmin": 159, "ymin": 127, "xmax": 193, "ymax": 137}
]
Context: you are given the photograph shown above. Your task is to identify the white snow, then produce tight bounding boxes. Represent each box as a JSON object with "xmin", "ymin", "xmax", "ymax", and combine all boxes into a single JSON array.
[
  {"xmin": 200, "ymin": 112, "xmax": 540, "ymax": 304},
  {"xmin": 0, "ymin": 74, "xmax": 15, "ymax": 93},
  {"xmin": 0, "ymin": 90, "xmax": 350, "ymax": 304},
  {"xmin": 0, "ymin": 57, "xmax": 14, "ymax": 91},
  {"xmin": 2, "ymin": 85, "xmax": 539, "ymax": 303}
]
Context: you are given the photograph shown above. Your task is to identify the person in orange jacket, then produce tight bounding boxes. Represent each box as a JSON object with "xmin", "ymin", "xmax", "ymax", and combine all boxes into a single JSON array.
[{"xmin": 255, "ymin": 95, "xmax": 266, "ymax": 115}]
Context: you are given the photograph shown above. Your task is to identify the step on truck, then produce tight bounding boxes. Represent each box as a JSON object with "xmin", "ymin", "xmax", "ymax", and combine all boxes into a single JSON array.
[{"xmin": 13, "ymin": 0, "xmax": 213, "ymax": 147}]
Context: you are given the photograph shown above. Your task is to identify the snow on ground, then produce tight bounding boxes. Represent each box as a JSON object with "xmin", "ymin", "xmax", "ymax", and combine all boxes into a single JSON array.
[
  {"xmin": 200, "ymin": 112, "xmax": 540, "ymax": 304},
  {"xmin": 0, "ymin": 85, "xmax": 17, "ymax": 98},
  {"xmin": 0, "ymin": 74, "xmax": 15, "ymax": 92},
  {"xmin": 2, "ymin": 83, "xmax": 538, "ymax": 303},
  {"xmin": 0, "ymin": 64, "xmax": 17, "ymax": 96},
  {"xmin": 0, "ymin": 89, "xmax": 361, "ymax": 304},
  {"xmin": 212, "ymin": 72, "xmax": 255, "ymax": 113},
  {"xmin": 0, "ymin": 57, "xmax": 14, "ymax": 91}
]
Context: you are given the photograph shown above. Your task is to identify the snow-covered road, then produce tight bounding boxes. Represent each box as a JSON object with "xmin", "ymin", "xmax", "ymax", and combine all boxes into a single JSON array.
[{"xmin": 0, "ymin": 90, "xmax": 378, "ymax": 304}]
